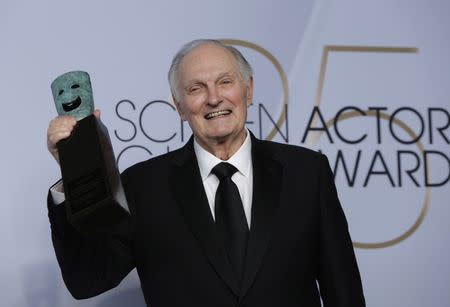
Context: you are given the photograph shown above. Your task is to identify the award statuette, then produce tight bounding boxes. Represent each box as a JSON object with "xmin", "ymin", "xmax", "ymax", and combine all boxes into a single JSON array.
[{"xmin": 51, "ymin": 71, "xmax": 129, "ymax": 233}]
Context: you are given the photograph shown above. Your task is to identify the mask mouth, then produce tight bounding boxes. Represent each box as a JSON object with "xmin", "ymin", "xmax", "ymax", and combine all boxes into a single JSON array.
[{"xmin": 62, "ymin": 96, "xmax": 82, "ymax": 112}]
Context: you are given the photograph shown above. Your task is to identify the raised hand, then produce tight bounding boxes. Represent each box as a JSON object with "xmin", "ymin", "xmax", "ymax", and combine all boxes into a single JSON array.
[{"xmin": 47, "ymin": 110, "xmax": 100, "ymax": 164}]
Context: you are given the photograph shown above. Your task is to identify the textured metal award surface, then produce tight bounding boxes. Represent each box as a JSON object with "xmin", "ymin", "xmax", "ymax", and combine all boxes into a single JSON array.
[{"xmin": 51, "ymin": 71, "xmax": 129, "ymax": 233}]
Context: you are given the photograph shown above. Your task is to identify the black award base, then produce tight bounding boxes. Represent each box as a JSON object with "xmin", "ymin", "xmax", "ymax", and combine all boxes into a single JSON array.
[{"xmin": 57, "ymin": 114, "xmax": 129, "ymax": 233}]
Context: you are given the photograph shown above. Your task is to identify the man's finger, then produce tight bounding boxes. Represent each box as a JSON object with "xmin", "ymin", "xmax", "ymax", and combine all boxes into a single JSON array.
[{"xmin": 94, "ymin": 109, "xmax": 101, "ymax": 120}]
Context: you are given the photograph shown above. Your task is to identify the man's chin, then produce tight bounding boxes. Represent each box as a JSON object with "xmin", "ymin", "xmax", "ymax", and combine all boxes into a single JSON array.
[
  {"xmin": 207, "ymin": 133, "xmax": 233, "ymax": 143},
  {"xmin": 208, "ymin": 129, "xmax": 246, "ymax": 144}
]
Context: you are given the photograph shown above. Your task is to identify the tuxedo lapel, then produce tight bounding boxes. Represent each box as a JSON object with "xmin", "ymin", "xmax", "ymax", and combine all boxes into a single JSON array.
[
  {"xmin": 169, "ymin": 138, "xmax": 240, "ymax": 297},
  {"xmin": 240, "ymin": 135, "xmax": 283, "ymax": 298}
]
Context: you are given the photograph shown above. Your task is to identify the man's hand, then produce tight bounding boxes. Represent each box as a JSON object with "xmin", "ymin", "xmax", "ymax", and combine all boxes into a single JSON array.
[{"xmin": 47, "ymin": 110, "xmax": 101, "ymax": 164}]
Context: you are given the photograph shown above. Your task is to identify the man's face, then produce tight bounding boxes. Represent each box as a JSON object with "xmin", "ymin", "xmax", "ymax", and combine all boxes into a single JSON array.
[{"xmin": 174, "ymin": 44, "xmax": 253, "ymax": 150}]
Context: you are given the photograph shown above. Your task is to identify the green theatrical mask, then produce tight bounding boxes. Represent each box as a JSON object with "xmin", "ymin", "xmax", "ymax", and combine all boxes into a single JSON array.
[{"xmin": 51, "ymin": 71, "xmax": 94, "ymax": 120}]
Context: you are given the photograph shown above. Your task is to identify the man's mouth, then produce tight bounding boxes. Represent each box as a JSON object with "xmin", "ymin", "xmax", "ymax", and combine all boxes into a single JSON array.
[
  {"xmin": 62, "ymin": 96, "xmax": 82, "ymax": 112},
  {"xmin": 205, "ymin": 110, "xmax": 231, "ymax": 119}
]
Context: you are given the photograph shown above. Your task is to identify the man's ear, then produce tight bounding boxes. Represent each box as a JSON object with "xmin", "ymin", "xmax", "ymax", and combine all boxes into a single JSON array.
[
  {"xmin": 173, "ymin": 95, "xmax": 187, "ymax": 121},
  {"xmin": 246, "ymin": 76, "xmax": 254, "ymax": 107}
]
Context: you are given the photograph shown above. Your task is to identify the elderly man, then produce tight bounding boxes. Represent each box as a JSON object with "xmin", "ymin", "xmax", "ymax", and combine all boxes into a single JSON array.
[{"xmin": 47, "ymin": 39, "xmax": 365, "ymax": 306}]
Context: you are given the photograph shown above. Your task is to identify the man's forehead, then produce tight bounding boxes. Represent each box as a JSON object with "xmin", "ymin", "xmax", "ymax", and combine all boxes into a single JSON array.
[{"xmin": 178, "ymin": 44, "xmax": 239, "ymax": 81}]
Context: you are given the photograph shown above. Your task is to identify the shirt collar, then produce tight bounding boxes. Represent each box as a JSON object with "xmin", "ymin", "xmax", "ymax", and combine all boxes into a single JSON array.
[{"xmin": 194, "ymin": 129, "xmax": 252, "ymax": 180}]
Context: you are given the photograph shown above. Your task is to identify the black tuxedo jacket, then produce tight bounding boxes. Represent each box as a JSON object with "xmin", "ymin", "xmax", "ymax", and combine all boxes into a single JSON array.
[{"xmin": 48, "ymin": 134, "xmax": 365, "ymax": 307}]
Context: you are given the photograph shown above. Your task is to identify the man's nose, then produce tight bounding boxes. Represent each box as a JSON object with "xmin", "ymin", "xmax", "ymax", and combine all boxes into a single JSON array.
[{"xmin": 207, "ymin": 86, "xmax": 222, "ymax": 106}]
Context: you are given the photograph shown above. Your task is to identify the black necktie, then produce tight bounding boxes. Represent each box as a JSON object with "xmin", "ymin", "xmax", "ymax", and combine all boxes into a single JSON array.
[{"xmin": 212, "ymin": 162, "xmax": 249, "ymax": 285}]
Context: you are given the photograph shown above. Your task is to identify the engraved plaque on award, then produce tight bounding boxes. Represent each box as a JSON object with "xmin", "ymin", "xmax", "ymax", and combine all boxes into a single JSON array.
[{"xmin": 51, "ymin": 71, "xmax": 129, "ymax": 233}]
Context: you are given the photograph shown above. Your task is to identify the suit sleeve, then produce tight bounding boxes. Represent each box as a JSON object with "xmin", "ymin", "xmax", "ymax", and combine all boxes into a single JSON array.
[
  {"xmin": 47, "ymin": 173, "xmax": 135, "ymax": 299},
  {"xmin": 316, "ymin": 154, "xmax": 366, "ymax": 307}
]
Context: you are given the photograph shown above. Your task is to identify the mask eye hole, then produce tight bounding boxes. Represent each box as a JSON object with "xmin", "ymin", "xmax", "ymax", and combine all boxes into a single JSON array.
[
  {"xmin": 58, "ymin": 89, "xmax": 64, "ymax": 96},
  {"xmin": 71, "ymin": 84, "xmax": 80, "ymax": 89}
]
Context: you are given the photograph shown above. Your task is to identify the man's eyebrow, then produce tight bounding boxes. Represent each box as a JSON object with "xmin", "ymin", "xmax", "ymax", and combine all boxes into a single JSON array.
[
  {"xmin": 183, "ymin": 72, "xmax": 237, "ymax": 88},
  {"xmin": 216, "ymin": 72, "xmax": 238, "ymax": 80},
  {"xmin": 184, "ymin": 79, "xmax": 204, "ymax": 87}
]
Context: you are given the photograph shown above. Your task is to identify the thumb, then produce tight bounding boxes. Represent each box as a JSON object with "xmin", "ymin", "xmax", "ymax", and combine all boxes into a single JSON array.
[{"xmin": 93, "ymin": 109, "xmax": 101, "ymax": 120}]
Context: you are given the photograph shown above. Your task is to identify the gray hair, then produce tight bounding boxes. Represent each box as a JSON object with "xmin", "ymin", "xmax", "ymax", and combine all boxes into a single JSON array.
[{"xmin": 168, "ymin": 39, "xmax": 253, "ymax": 100}]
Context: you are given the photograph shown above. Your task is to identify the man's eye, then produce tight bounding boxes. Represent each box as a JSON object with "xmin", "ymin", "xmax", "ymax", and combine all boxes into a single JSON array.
[
  {"xmin": 222, "ymin": 79, "xmax": 232, "ymax": 85},
  {"xmin": 190, "ymin": 87, "xmax": 200, "ymax": 93}
]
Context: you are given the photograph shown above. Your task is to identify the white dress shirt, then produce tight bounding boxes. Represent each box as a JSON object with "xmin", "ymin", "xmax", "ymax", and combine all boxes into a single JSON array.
[
  {"xmin": 50, "ymin": 180, "xmax": 65, "ymax": 205},
  {"xmin": 194, "ymin": 130, "xmax": 253, "ymax": 227}
]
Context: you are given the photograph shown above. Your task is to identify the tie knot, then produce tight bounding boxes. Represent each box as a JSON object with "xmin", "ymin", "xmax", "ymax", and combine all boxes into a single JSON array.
[{"xmin": 212, "ymin": 162, "xmax": 238, "ymax": 181}]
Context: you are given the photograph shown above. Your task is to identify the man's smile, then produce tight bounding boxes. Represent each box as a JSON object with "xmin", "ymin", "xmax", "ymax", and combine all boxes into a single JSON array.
[
  {"xmin": 62, "ymin": 96, "xmax": 82, "ymax": 112},
  {"xmin": 205, "ymin": 110, "xmax": 232, "ymax": 119}
]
